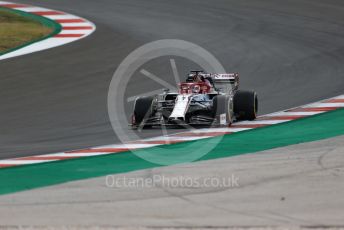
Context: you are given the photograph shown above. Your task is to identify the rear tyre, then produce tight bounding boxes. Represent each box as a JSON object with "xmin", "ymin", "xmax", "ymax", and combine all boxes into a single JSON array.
[
  {"xmin": 133, "ymin": 96, "xmax": 154, "ymax": 128},
  {"xmin": 212, "ymin": 95, "xmax": 233, "ymax": 126},
  {"xmin": 233, "ymin": 90, "xmax": 258, "ymax": 120}
]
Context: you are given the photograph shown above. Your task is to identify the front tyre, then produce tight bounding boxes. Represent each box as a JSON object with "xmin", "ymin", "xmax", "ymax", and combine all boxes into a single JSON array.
[
  {"xmin": 132, "ymin": 96, "xmax": 155, "ymax": 128},
  {"xmin": 233, "ymin": 90, "xmax": 258, "ymax": 121},
  {"xmin": 212, "ymin": 95, "xmax": 233, "ymax": 126}
]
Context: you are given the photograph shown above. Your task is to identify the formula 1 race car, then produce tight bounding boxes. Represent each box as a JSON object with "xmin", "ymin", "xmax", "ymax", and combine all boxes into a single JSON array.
[{"xmin": 131, "ymin": 70, "xmax": 258, "ymax": 129}]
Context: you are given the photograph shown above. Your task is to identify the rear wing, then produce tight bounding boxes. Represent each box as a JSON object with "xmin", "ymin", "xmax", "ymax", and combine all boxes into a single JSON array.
[
  {"xmin": 204, "ymin": 73, "xmax": 239, "ymax": 90},
  {"xmin": 186, "ymin": 71, "xmax": 240, "ymax": 91}
]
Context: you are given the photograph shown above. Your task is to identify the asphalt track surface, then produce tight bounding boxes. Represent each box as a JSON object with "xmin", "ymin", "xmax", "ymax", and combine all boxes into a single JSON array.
[{"xmin": 1, "ymin": 0, "xmax": 344, "ymax": 159}]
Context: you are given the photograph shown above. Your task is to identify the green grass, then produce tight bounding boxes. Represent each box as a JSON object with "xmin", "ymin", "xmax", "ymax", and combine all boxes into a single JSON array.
[{"xmin": 0, "ymin": 8, "xmax": 53, "ymax": 53}]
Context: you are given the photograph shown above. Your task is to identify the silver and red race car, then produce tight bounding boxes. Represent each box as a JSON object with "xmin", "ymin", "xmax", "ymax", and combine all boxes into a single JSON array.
[{"xmin": 131, "ymin": 70, "xmax": 258, "ymax": 129}]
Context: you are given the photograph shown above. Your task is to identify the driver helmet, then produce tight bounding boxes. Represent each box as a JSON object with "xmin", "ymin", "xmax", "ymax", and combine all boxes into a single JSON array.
[{"xmin": 193, "ymin": 74, "xmax": 204, "ymax": 82}]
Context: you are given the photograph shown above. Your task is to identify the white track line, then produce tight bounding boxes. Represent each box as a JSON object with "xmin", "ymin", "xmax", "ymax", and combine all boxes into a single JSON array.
[
  {"xmin": 235, "ymin": 120, "xmax": 289, "ymax": 125},
  {"xmin": 10, "ymin": 6, "xmax": 50, "ymax": 12},
  {"xmin": 93, "ymin": 143, "xmax": 160, "ymax": 149},
  {"xmin": 263, "ymin": 111, "xmax": 324, "ymax": 116},
  {"xmin": 60, "ymin": 23, "xmax": 93, "ymax": 27},
  {"xmin": 0, "ymin": 160, "xmax": 55, "ymax": 165},
  {"xmin": 306, "ymin": 103, "xmax": 344, "ymax": 108}
]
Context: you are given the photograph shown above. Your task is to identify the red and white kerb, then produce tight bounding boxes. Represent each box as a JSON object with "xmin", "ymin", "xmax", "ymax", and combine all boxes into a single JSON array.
[
  {"xmin": 0, "ymin": 94, "xmax": 343, "ymax": 168},
  {"xmin": 0, "ymin": 1, "xmax": 96, "ymax": 60}
]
